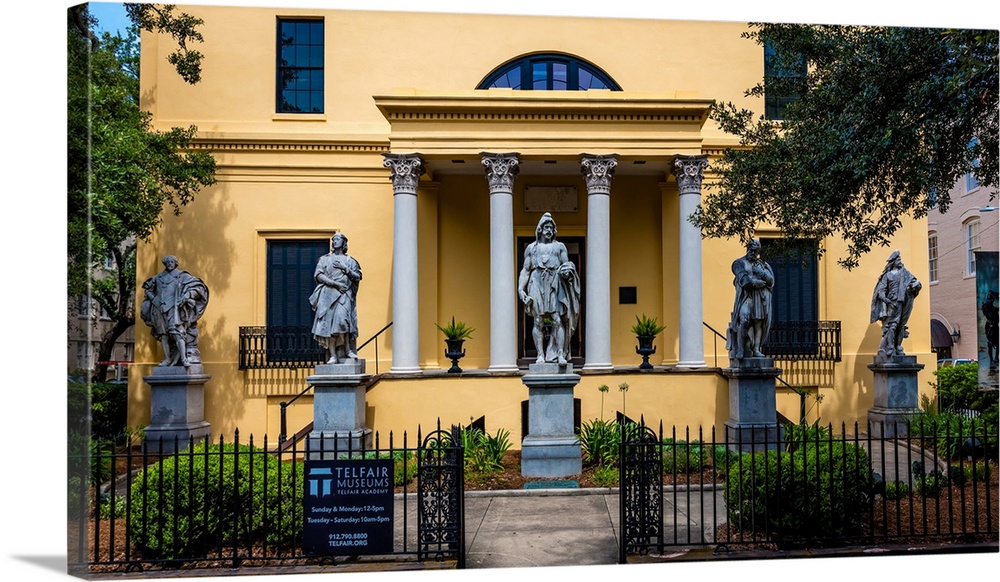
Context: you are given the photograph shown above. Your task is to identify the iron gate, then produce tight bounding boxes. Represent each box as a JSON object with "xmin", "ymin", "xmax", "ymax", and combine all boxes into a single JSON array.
[
  {"xmin": 618, "ymin": 422, "xmax": 663, "ymax": 561},
  {"xmin": 417, "ymin": 427, "xmax": 466, "ymax": 567}
]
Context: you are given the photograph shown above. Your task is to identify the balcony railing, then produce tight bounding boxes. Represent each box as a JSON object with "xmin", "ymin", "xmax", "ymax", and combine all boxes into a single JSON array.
[
  {"xmin": 238, "ymin": 326, "xmax": 326, "ymax": 370},
  {"xmin": 762, "ymin": 320, "xmax": 842, "ymax": 362}
]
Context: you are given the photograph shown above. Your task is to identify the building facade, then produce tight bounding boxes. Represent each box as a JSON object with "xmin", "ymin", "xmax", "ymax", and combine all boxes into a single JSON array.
[
  {"xmin": 132, "ymin": 5, "xmax": 936, "ymax": 442},
  {"xmin": 927, "ymin": 175, "xmax": 999, "ymax": 362}
]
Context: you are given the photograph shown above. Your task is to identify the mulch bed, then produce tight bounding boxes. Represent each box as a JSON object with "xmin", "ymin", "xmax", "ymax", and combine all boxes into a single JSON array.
[{"xmin": 714, "ymin": 464, "xmax": 999, "ymax": 550}]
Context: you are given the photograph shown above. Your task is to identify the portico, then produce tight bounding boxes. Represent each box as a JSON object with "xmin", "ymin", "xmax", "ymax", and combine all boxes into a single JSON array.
[{"xmin": 375, "ymin": 91, "xmax": 713, "ymax": 373}]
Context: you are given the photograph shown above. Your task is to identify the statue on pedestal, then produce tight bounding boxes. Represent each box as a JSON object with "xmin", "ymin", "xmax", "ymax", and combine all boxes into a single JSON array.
[
  {"xmin": 141, "ymin": 255, "xmax": 209, "ymax": 368},
  {"xmin": 726, "ymin": 239, "xmax": 774, "ymax": 361},
  {"xmin": 518, "ymin": 213, "xmax": 581, "ymax": 365},
  {"xmin": 984, "ymin": 290, "xmax": 998, "ymax": 371},
  {"xmin": 310, "ymin": 232, "xmax": 363, "ymax": 364},
  {"xmin": 870, "ymin": 250, "xmax": 922, "ymax": 358}
]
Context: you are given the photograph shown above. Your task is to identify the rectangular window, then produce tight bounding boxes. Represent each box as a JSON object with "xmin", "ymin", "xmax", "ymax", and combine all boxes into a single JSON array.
[
  {"xmin": 764, "ymin": 40, "xmax": 806, "ymax": 120},
  {"xmin": 928, "ymin": 234, "xmax": 939, "ymax": 283},
  {"xmin": 966, "ymin": 172, "xmax": 980, "ymax": 192},
  {"xmin": 266, "ymin": 239, "xmax": 330, "ymax": 362},
  {"xmin": 966, "ymin": 221, "xmax": 981, "ymax": 275},
  {"xmin": 277, "ymin": 18, "xmax": 324, "ymax": 113},
  {"xmin": 77, "ymin": 295, "xmax": 90, "ymax": 317},
  {"xmin": 760, "ymin": 239, "xmax": 820, "ymax": 356},
  {"xmin": 76, "ymin": 342, "xmax": 90, "ymax": 370}
]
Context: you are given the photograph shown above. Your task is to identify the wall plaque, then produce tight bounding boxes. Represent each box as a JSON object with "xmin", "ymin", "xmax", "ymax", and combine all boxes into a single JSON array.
[{"xmin": 524, "ymin": 186, "xmax": 578, "ymax": 213}]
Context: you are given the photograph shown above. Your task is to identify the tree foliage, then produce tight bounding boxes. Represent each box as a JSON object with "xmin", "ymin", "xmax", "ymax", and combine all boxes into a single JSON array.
[
  {"xmin": 695, "ymin": 24, "xmax": 998, "ymax": 269},
  {"xmin": 67, "ymin": 5, "xmax": 215, "ymax": 380}
]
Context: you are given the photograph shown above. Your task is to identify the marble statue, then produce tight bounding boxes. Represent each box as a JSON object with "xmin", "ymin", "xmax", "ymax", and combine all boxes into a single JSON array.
[
  {"xmin": 870, "ymin": 250, "xmax": 922, "ymax": 357},
  {"xmin": 726, "ymin": 239, "xmax": 775, "ymax": 361},
  {"xmin": 310, "ymin": 232, "xmax": 363, "ymax": 364},
  {"xmin": 141, "ymin": 255, "xmax": 210, "ymax": 368},
  {"xmin": 518, "ymin": 213, "xmax": 581, "ymax": 365}
]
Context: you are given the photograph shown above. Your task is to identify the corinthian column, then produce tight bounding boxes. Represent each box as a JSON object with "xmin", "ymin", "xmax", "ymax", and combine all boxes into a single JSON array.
[
  {"xmin": 672, "ymin": 154, "xmax": 709, "ymax": 368},
  {"xmin": 581, "ymin": 154, "xmax": 617, "ymax": 370},
  {"xmin": 383, "ymin": 154, "xmax": 425, "ymax": 374},
  {"xmin": 482, "ymin": 153, "xmax": 520, "ymax": 372}
]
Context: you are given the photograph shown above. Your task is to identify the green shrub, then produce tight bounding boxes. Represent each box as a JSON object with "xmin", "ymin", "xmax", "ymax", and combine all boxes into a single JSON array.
[
  {"xmin": 910, "ymin": 413, "xmax": 998, "ymax": 459},
  {"xmin": 708, "ymin": 445, "xmax": 744, "ymax": 476},
  {"xmin": 883, "ymin": 480, "xmax": 910, "ymax": 500},
  {"xmin": 725, "ymin": 440, "xmax": 874, "ymax": 539},
  {"xmin": 462, "ymin": 427, "xmax": 512, "ymax": 474},
  {"xmin": 661, "ymin": 439, "xmax": 707, "ymax": 474},
  {"xmin": 914, "ymin": 471, "xmax": 949, "ymax": 498},
  {"xmin": 579, "ymin": 418, "xmax": 621, "ymax": 467},
  {"xmin": 100, "ymin": 493, "xmax": 127, "ymax": 519},
  {"xmin": 128, "ymin": 443, "xmax": 304, "ymax": 559},
  {"xmin": 783, "ymin": 421, "xmax": 832, "ymax": 452},
  {"xmin": 965, "ymin": 460, "xmax": 991, "ymax": 481},
  {"xmin": 364, "ymin": 450, "xmax": 417, "ymax": 486},
  {"xmin": 935, "ymin": 363, "xmax": 995, "ymax": 417},
  {"xmin": 592, "ymin": 464, "xmax": 619, "ymax": 488},
  {"xmin": 67, "ymin": 379, "xmax": 129, "ymax": 444}
]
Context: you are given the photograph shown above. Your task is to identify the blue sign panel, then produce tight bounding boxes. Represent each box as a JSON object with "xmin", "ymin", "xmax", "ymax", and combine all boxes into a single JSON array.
[{"xmin": 303, "ymin": 459, "xmax": 394, "ymax": 555}]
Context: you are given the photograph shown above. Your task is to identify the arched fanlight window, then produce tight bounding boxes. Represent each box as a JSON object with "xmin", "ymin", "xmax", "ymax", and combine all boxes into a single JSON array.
[{"xmin": 477, "ymin": 53, "xmax": 621, "ymax": 91}]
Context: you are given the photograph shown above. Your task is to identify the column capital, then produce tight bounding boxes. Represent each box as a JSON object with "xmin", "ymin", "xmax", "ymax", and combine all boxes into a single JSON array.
[
  {"xmin": 671, "ymin": 154, "xmax": 710, "ymax": 195},
  {"xmin": 481, "ymin": 152, "xmax": 520, "ymax": 193},
  {"xmin": 382, "ymin": 153, "xmax": 425, "ymax": 195},
  {"xmin": 580, "ymin": 154, "xmax": 618, "ymax": 195}
]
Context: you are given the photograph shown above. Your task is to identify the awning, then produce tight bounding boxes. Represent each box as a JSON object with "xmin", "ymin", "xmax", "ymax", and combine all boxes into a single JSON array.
[{"xmin": 931, "ymin": 319, "xmax": 954, "ymax": 349}]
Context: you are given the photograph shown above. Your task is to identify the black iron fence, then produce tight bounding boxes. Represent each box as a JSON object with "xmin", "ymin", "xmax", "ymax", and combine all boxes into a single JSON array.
[
  {"xmin": 68, "ymin": 426, "xmax": 464, "ymax": 576},
  {"xmin": 619, "ymin": 419, "xmax": 997, "ymax": 560}
]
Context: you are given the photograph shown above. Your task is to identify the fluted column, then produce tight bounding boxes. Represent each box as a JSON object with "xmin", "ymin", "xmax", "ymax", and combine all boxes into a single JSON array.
[
  {"xmin": 383, "ymin": 154, "xmax": 425, "ymax": 374},
  {"xmin": 672, "ymin": 154, "xmax": 709, "ymax": 368},
  {"xmin": 581, "ymin": 154, "xmax": 617, "ymax": 370},
  {"xmin": 482, "ymin": 153, "xmax": 520, "ymax": 372}
]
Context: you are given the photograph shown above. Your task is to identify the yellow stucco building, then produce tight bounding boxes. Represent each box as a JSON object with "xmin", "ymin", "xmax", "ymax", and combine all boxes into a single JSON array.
[{"xmin": 131, "ymin": 4, "xmax": 935, "ymax": 445}]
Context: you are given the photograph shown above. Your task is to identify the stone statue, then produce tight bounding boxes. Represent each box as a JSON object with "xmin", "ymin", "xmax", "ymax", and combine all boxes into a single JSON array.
[
  {"xmin": 310, "ymin": 232, "xmax": 362, "ymax": 364},
  {"xmin": 982, "ymin": 290, "xmax": 998, "ymax": 370},
  {"xmin": 726, "ymin": 239, "xmax": 775, "ymax": 361},
  {"xmin": 518, "ymin": 213, "xmax": 581, "ymax": 365},
  {"xmin": 141, "ymin": 255, "xmax": 210, "ymax": 368},
  {"xmin": 870, "ymin": 250, "xmax": 922, "ymax": 358}
]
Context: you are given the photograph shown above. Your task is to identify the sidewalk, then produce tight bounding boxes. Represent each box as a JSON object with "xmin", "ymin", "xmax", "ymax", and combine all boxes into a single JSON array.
[{"xmin": 464, "ymin": 485, "xmax": 726, "ymax": 569}]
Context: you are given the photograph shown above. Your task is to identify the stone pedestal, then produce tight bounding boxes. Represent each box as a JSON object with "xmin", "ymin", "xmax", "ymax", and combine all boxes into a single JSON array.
[
  {"xmin": 143, "ymin": 365, "xmax": 212, "ymax": 454},
  {"xmin": 867, "ymin": 355, "xmax": 924, "ymax": 437},
  {"xmin": 724, "ymin": 357, "xmax": 782, "ymax": 450},
  {"xmin": 521, "ymin": 363, "xmax": 582, "ymax": 478},
  {"xmin": 306, "ymin": 360, "xmax": 372, "ymax": 459}
]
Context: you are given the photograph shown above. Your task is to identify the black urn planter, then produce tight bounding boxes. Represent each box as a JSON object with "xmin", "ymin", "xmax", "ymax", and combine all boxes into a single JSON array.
[
  {"xmin": 635, "ymin": 335, "xmax": 657, "ymax": 370},
  {"xmin": 444, "ymin": 338, "xmax": 466, "ymax": 373}
]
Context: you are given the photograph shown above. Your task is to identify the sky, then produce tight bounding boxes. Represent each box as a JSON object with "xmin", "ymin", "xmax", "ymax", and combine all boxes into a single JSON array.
[
  {"xmin": 88, "ymin": 1, "xmax": 132, "ymax": 36},
  {"xmin": 2, "ymin": 1, "xmax": 998, "ymax": 581}
]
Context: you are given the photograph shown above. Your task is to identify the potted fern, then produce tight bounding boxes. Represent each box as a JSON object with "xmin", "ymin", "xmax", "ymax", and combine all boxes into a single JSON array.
[
  {"xmin": 630, "ymin": 314, "xmax": 666, "ymax": 370},
  {"xmin": 435, "ymin": 317, "xmax": 475, "ymax": 373}
]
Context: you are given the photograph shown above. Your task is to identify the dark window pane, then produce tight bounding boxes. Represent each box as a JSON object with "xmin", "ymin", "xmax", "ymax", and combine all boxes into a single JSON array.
[
  {"xmin": 277, "ymin": 18, "xmax": 324, "ymax": 113},
  {"xmin": 552, "ymin": 62, "xmax": 567, "ymax": 90},
  {"xmin": 479, "ymin": 53, "xmax": 620, "ymax": 91},
  {"xmin": 532, "ymin": 62, "xmax": 547, "ymax": 89},
  {"xmin": 507, "ymin": 69, "xmax": 520, "ymax": 89}
]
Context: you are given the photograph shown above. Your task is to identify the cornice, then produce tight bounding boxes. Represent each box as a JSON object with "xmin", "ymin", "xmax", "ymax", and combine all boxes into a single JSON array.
[
  {"xmin": 186, "ymin": 135, "xmax": 390, "ymax": 153},
  {"xmin": 374, "ymin": 91, "xmax": 713, "ymax": 125}
]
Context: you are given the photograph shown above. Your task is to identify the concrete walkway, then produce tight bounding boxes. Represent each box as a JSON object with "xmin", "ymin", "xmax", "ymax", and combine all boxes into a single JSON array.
[{"xmin": 464, "ymin": 485, "xmax": 726, "ymax": 569}]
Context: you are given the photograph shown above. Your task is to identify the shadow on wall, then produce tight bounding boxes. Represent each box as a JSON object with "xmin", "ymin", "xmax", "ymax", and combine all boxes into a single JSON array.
[{"xmin": 845, "ymin": 322, "xmax": 886, "ymax": 426}]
